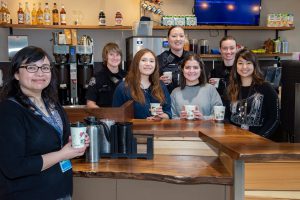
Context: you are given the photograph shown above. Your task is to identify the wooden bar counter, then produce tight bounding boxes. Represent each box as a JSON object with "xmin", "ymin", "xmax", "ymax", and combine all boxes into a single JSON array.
[{"xmin": 65, "ymin": 107, "xmax": 300, "ymax": 200}]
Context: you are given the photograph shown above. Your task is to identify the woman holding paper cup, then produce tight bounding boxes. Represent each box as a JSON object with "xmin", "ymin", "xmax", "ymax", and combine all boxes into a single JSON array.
[
  {"xmin": 158, "ymin": 26, "xmax": 192, "ymax": 93},
  {"xmin": 113, "ymin": 48, "xmax": 171, "ymax": 119},
  {"xmin": 171, "ymin": 54, "xmax": 222, "ymax": 120},
  {"xmin": 209, "ymin": 36, "xmax": 238, "ymax": 98},
  {"xmin": 0, "ymin": 46, "xmax": 89, "ymax": 200},
  {"xmin": 225, "ymin": 49, "xmax": 279, "ymax": 138}
]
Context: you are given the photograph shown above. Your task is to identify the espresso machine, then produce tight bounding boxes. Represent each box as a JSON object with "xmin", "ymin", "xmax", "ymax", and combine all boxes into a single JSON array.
[
  {"xmin": 53, "ymin": 44, "xmax": 70, "ymax": 105},
  {"xmin": 76, "ymin": 35, "xmax": 94, "ymax": 105}
]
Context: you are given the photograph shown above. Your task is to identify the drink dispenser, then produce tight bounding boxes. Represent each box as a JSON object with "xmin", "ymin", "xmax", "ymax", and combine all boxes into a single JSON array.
[
  {"xmin": 77, "ymin": 35, "xmax": 94, "ymax": 105},
  {"xmin": 53, "ymin": 44, "xmax": 70, "ymax": 105}
]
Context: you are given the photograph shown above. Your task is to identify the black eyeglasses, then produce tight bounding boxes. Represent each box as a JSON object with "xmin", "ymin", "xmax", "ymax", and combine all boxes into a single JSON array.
[{"xmin": 20, "ymin": 64, "xmax": 52, "ymax": 73}]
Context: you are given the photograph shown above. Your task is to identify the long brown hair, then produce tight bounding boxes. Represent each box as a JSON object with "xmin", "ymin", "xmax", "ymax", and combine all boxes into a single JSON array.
[
  {"xmin": 125, "ymin": 48, "xmax": 165, "ymax": 104},
  {"xmin": 227, "ymin": 49, "xmax": 264, "ymax": 102},
  {"xmin": 180, "ymin": 54, "xmax": 206, "ymax": 89}
]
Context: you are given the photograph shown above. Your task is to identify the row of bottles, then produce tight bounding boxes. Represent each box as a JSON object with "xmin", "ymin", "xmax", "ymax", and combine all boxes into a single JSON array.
[
  {"xmin": 0, "ymin": 1, "xmax": 10, "ymax": 24},
  {"xmin": 18, "ymin": 2, "xmax": 66, "ymax": 25}
]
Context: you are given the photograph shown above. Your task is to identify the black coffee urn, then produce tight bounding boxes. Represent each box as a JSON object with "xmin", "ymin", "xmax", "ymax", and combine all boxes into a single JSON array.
[
  {"xmin": 76, "ymin": 35, "xmax": 94, "ymax": 105},
  {"xmin": 53, "ymin": 44, "xmax": 70, "ymax": 105}
]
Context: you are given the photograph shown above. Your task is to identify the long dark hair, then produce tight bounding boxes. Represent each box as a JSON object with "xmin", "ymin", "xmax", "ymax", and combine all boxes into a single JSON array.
[
  {"xmin": 227, "ymin": 48, "xmax": 264, "ymax": 102},
  {"xmin": 0, "ymin": 46, "xmax": 58, "ymax": 106},
  {"xmin": 180, "ymin": 54, "xmax": 206, "ymax": 89},
  {"xmin": 125, "ymin": 48, "xmax": 165, "ymax": 104}
]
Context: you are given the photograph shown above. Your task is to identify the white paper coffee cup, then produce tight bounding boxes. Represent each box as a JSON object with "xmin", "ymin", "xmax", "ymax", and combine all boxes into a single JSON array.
[
  {"xmin": 184, "ymin": 105, "xmax": 196, "ymax": 120},
  {"xmin": 163, "ymin": 71, "xmax": 172, "ymax": 80},
  {"xmin": 214, "ymin": 106, "xmax": 225, "ymax": 122},
  {"xmin": 211, "ymin": 78, "xmax": 220, "ymax": 88},
  {"xmin": 71, "ymin": 123, "xmax": 86, "ymax": 148},
  {"xmin": 150, "ymin": 103, "xmax": 161, "ymax": 116}
]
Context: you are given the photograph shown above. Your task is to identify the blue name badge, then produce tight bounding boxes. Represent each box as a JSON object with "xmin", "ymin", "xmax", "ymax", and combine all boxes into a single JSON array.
[{"xmin": 59, "ymin": 160, "xmax": 72, "ymax": 173}]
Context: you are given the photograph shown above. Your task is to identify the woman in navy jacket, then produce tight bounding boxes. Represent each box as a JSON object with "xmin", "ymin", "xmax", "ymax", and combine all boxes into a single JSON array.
[
  {"xmin": 113, "ymin": 48, "xmax": 171, "ymax": 119},
  {"xmin": 0, "ymin": 46, "xmax": 89, "ymax": 200}
]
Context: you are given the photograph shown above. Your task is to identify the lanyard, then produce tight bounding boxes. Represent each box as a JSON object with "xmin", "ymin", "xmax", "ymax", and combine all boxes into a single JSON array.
[{"xmin": 29, "ymin": 99, "xmax": 63, "ymax": 147}]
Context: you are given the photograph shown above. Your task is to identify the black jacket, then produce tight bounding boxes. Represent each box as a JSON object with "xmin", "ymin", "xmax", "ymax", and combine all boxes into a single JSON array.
[
  {"xmin": 85, "ymin": 67, "xmax": 126, "ymax": 107},
  {"xmin": 224, "ymin": 82, "xmax": 279, "ymax": 138},
  {"xmin": 0, "ymin": 99, "xmax": 72, "ymax": 200},
  {"xmin": 157, "ymin": 50, "xmax": 192, "ymax": 93},
  {"xmin": 209, "ymin": 61, "xmax": 232, "ymax": 99}
]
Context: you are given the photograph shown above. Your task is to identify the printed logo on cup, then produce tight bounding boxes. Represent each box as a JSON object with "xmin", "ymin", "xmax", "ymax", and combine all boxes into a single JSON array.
[
  {"xmin": 184, "ymin": 105, "xmax": 196, "ymax": 120},
  {"xmin": 150, "ymin": 103, "xmax": 160, "ymax": 116},
  {"xmin": 71, "ymin": 122, "xmax": 86, "ymax": 148},
  {"xmin": 214, "ymin": 106, "xmax": 225, "ymax": 122}
]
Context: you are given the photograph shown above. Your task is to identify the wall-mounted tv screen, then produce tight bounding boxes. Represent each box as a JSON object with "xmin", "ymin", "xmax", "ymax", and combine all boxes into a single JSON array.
[{"xmin": 194, "ymin": 0, "xmax": 261, "ymax": 25}]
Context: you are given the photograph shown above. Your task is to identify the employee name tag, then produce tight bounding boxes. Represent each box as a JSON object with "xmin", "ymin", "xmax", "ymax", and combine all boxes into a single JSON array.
[
  {"xmin": 241, "ymin": 124, "xmax": 249, "ymax": 130},
  {"xmin": 60, "ymin": 160, "xmax": 72, "ymax": 173}
]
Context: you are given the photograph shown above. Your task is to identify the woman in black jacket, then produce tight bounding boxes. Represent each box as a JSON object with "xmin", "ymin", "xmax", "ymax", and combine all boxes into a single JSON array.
[
  {"xmin": 225, "ymin": 49, "xmax": 279, "ymax": 138},
  {"xmin": 0, "ymin": 46, "xmax": 89, "ymax": 200}
]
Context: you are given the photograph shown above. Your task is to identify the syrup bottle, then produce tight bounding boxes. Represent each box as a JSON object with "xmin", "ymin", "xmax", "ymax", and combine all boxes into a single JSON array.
[{"xmin": 60, "ymin": 4, "xmax": 66, "ymax": 25}]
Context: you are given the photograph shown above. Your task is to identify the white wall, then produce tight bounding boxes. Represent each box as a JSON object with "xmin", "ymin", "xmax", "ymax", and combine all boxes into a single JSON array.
[{"xmin": 1, "ymin": 0, "xmax": 299, "ymax": 62}]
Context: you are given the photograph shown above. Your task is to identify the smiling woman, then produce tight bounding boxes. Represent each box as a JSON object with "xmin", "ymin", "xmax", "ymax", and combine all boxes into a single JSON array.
[
  {"xmin": 112, "ymin": 48, "xmax": 172, "ymax": 119},
  {"xmin": 0, "ymin": 46, "xmax": 89, "ymax": 200},
  {"xmin": 171, "ymin": 54, "xmax": 222, "ymax": 119},
  {"xmin": 85, "ymin": 43, "xmax": 126, "ymax": 108},
  {"xmin": 225, "ymin": 49, "xmax": 280, "ymax": 138},
  {"xmin": 157, "ymin": 26, "xmax": 192, "ymax": 93}
]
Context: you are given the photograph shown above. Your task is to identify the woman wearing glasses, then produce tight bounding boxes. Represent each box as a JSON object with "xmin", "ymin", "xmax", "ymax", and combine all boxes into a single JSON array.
[{"xmin": 0, "ymin": 46, "xmax": 89, "ymax": 200}]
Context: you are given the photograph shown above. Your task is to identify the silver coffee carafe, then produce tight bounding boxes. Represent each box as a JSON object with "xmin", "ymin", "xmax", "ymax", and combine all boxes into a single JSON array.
[{"xmin": 99, "ymin": 119, "xmax": 115, "ymax": 154}]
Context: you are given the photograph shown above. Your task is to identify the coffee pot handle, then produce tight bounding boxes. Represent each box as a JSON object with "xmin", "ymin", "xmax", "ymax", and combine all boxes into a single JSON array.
[{"xmin": 98, "ymin": 121, "xmax": 110, "ymax": 141}]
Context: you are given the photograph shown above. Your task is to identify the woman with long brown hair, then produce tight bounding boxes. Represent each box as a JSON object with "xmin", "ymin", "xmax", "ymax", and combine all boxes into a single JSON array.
[
  {"xmin": 171, "ymin": 54, "xmax": 222, "ymax": 119},
  {"xmin": 225, "ymin": 49, "xmax": 279, "ymax": 138},
  {"xmin": 113, "ymin": 48, "xmax": 171, "ymax": 119}
]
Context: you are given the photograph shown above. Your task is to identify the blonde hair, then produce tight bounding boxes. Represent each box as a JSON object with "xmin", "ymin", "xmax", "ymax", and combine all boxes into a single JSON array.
[{"xmin": 102, "ymin": 43, "xmax": 122, "ymax": 66}]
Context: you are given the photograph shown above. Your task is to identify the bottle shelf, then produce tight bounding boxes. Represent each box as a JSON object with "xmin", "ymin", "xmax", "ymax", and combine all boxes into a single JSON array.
[
  {"xmin": 199, "ymin": 53, "xmax": 293, "ymax": 59},
  {"xmin": 154, "ymin": 25, "xmax": 295, "ymax": 31},
  {"xmin": 0, "ymin": 23, "xmax": 132, "ymax": 30},
  {"xmin": 0, "ymin": 23, "xmax": 295, "ymax": 31}
]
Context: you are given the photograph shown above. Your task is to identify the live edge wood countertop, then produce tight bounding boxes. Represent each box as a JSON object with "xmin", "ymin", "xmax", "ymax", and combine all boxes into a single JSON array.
[{"xmin": 72, "ymin": 119, "xmax": 300, "ymax": 184}]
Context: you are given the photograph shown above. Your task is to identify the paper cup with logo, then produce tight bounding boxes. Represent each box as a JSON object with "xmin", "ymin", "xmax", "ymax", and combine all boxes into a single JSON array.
[
  {"xmin": 70, "ymin": 122, "xmax": 86, "ymax": 148},
  {"xmin": 150, "ymin": 103, "xmax": 161, "ymax": 116},
  {"xmin": 211, "ymin": 78, "xmax": 220, "ymax": 88},
  {"xmin": 214, "ymin": 106, "xmax": 225, "ymax": 123},
  {"xmin": 184, "ymin": 105, "xmax": 196, "ymax": 120}
]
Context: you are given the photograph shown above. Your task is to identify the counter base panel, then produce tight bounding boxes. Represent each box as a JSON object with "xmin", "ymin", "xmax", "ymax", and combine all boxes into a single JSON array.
[{"xmin": 73, "ymin": 177, "xmax": 231, "ymax": 200}]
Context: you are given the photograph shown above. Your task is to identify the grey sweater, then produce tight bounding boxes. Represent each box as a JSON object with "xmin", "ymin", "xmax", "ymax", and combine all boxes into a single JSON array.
[{"xmin": 171, "ymin": 84, "xmax": 223, "ymax": 119}]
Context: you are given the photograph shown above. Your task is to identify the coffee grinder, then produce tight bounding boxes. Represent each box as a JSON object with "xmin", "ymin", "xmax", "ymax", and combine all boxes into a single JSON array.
[
  {"xmin": 76, "ymin": 35, "xmax": 94, "ymax": 105},
  {"xmin": 53, "ymin": 44, "xmax": 70, "ymax": 105}
]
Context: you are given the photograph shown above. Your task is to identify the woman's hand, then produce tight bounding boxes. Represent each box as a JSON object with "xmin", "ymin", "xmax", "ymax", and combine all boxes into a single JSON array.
[
  {"xmin": 147, "ymin": 106, "xmax": 169, "ymax": 120},
  {"xmin": 180, "ymin": 106, "xmax": 203, "ymax": 120},
  {"xmin": 209, "ymin": 78, "xmax": 217, "ymax": 85},
  {"xmin": 160, "ymin": 75, "xmax": 172, "ymax": 85},
  {"xmin": 41, "ymin": 134, "xmax": 90, "ymax": 171},
  {"xmin": 60, "ymin": 134, "xmax": 90, "ymax": 160}
]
